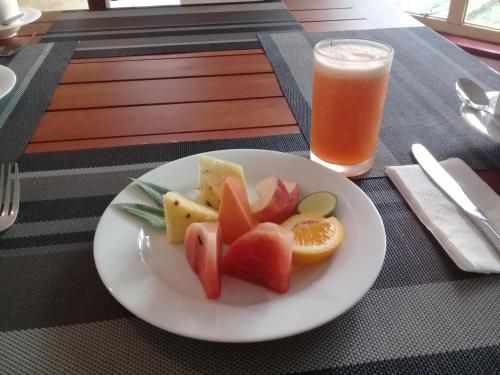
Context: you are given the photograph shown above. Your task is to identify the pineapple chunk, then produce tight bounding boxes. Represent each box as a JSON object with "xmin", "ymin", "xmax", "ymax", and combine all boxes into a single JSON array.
[
  {"xmin": 163, "ymin": 192, "xmax": 218, "ymax": 244},
  {"xmin": 198, "ymin": 155, "xmax": 247, "ymax": 210}
]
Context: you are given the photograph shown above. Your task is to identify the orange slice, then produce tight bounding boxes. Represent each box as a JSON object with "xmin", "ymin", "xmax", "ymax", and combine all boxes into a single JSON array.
[{"xmin": 282, "ymin": 213, "xmax": 344, "ymax": 265}]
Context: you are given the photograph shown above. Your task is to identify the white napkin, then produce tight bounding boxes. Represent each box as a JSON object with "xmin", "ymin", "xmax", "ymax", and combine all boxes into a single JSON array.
[{"xmin": 386, "ymin": 158, "xmax": 500, "ymax": 273}]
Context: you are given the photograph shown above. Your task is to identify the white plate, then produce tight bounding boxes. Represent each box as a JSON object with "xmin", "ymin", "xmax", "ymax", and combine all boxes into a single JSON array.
[
  {"xmin": 94, "ymin": 149, "xmax": 386, "ymax": 342},
  {"xmin": 0, "ymin": 7, "xmax": 41, "ymax": 39},
  {"xmin": 0, "ymin": 65, "xmax": 16, "ymax": 99},
  {"xmin": 460, "ymin": 91, "xmax": 500, "ymax": 143}
]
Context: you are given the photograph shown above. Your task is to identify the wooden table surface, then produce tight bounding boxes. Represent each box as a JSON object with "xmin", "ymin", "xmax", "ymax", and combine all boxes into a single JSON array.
[
  {"xmin": 1, "ymin": 0, "xmax": 418, "ymax": 153},
  {"xmin": 2, "ymin": 0, "xmax": 498, "ymax": 192}
]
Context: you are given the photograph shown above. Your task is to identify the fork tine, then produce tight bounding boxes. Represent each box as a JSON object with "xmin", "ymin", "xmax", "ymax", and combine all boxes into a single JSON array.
[
  {"xmin": 2, "ymin": 164, "xmax": 11, "ymax": 216},
  {"xmin": 11, "ymin": 163, "xmax": 20, "ymax": 216},
  {"xmin": 0, "ymin": 164, "xmax": 4, "ymax": 213}
]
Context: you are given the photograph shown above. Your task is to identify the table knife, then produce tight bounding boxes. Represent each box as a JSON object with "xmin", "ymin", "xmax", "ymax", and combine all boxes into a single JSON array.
[{"xmin": 411, "ymin": 143, "xmax": 500, "ymax": 254}]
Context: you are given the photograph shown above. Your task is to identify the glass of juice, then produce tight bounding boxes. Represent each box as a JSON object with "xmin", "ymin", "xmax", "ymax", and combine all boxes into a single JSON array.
[{"xmin": 310, "ymin": 38, "xmax": 394, "ymax": 177}]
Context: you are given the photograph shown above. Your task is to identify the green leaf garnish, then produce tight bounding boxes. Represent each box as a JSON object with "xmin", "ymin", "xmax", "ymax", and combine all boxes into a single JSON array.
[
  {"xmin": 113, "ymin": 203, "xmax": 165, "ymax": 228},
  {"xmin": 130, "ymin": 178, "xmax": 170, "ymax": 207}
]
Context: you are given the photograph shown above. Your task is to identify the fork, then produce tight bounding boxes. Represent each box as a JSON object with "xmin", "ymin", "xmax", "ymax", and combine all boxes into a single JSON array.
[{"xmin": 0, "ymin": 163, "xmax": 20, "ymax": 232}]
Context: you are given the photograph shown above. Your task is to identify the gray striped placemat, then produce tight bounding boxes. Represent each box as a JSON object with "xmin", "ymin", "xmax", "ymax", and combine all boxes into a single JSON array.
[
  {"xmin": 258, "ymin": 27, "xmax": 500, "ymax": 178},
  {"xmin": 0, "ymin": 42, "xmax": 75, "ymax": 162},
  {"xmin": 42, "ymin": 2, "xmax": 302, "ymax": 58},
  {"xmin": 1, "ymin": 133, "xmax": 499, "ymax": 373}
]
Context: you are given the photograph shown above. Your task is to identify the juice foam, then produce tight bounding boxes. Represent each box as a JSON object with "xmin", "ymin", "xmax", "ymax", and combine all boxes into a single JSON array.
[{"xmin": 315, "ymin": 42, "xmax": 392, "ymax": 78}]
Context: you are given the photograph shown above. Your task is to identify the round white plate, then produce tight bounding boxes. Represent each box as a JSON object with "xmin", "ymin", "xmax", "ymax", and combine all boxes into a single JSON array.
[
  {"xmin": 0, "ymin": 65, "xmax": 16, "ymax": 99},
  {"xmin": 460, "ymin": 91, "xmax": 500, "ymax": 143},
  {"xmin": 94, "ymin": 149, "xmax": 386, "ymax": 342},
  {"xmin": 0, "ymin": 8, "xmax": 41, "ymax": 39}
]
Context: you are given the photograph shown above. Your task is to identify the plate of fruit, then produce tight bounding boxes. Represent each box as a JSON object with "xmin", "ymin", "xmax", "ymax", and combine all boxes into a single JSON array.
[{"xmin": 93, "ymin": 149, "xmax": 385, "ymax": 342}]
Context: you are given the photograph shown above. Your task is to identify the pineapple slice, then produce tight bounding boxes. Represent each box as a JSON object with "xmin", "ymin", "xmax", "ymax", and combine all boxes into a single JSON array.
[
  {"xmin": 198, "ymin": 155, "xmax": 247, "ymax": 210},
  {"xmin": 163, "ymin": 192, "xmax": 218, "ymax": 244}
]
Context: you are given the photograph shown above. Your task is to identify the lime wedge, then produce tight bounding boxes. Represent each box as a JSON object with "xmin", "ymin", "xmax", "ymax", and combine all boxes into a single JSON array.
[{"xmin": 297, "ymin": 191, "xmax": 338, "ymax": 217}]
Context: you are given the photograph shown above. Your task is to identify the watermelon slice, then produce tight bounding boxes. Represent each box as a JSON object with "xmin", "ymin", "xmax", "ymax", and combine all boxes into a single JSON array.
[
  {"xmin": 218, "ymin": 176, "xmax": 259, "ymax": 244},
  {"xmin": 184, "ymin": 222, "xmax": 222, "ymax": 299},
  {"xmin": 221, "ymin": 223, "xmax": 293, "ymax": 293}
]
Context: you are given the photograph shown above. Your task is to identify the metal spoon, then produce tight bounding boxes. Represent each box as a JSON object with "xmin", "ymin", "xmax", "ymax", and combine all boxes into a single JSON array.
[{"xmin": 455, "ymin": 78, "xmax": 495, "ymax": 115}]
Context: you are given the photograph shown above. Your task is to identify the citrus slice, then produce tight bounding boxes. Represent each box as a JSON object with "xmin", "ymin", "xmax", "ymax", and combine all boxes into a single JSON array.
[
  {"xmin": 282, "ymin": 213, "xmax": 344, "ymax": 265},
  {"xmin": 297, "ymin": 191, "xmax": 337, "ymax": 217}
]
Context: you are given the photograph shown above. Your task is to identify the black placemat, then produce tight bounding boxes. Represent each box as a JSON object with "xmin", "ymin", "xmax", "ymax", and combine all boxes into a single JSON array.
[
  {"xmin": 258, "ymin": 27, "xmax": 500, "ymax": 178},
  {"xmin": 42, "ymin": 2, "xmax": 302, "ymax": 58},
  {"xmin": 1, "ymin": 133, "xmax": 499, "ymax": 373},
  {"xmin": 0, "ymin": 42, "xmax": 75, "ymax": 162}
]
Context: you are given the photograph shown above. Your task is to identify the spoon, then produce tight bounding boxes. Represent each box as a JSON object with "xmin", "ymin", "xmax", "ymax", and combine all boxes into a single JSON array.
[{"xmin": 455, "ymin": 78, "xmax": 495, "ymax": 115}]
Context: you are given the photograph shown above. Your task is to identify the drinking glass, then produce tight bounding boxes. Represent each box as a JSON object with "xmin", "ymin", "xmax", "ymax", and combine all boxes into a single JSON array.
[{"xmin": 310, "ymin": 38, "xmax": 394, "ymax": 176}]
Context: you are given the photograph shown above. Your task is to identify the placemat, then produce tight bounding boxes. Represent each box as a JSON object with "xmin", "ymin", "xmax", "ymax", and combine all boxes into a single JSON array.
[
  {"xmin": 258, "ymin": 27, "xmax": 500, "ymax": 178},
  {"xmin": 0, "ymin": 42, "xmax": 75, "ymax": 163},
  {"xmin": 41, "ymin": 2, "xmax": 302, "ymax": 58},
  {"xmin": 1, "ymin": 132, "xmax": 499, "ymax": 373}
]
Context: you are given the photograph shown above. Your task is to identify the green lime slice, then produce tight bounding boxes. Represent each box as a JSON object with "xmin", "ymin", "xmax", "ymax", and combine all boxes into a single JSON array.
[{"xmin": 297, "ymin": 191, "xmax": 338, "ymax": 217}]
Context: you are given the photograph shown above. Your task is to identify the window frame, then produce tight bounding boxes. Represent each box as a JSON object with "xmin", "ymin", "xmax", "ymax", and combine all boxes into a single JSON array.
[{"xmin": 409, "ymin": 0, "xmax": 500, "ymax": 44}]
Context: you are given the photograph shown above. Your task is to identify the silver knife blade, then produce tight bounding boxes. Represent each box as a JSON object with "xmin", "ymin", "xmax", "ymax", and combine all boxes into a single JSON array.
[
  {"xmin": 411, "ymin": 144, "xmax": 478, "ymax": 215},
  {"xmin": 411, "ymin": 143, "xmax": 500, "ymax": 254}
]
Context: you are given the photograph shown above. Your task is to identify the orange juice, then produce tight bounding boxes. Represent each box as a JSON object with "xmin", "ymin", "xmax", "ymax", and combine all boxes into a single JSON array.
[{"xmin": 310, "ymin": 39, "xmax": 393, "ymax": 176}]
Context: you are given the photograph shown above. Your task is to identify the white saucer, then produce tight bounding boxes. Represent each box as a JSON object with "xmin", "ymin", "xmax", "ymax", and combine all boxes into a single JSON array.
[
  {"xmin": 0, "ymin": 7, "xmax": 41, "ymax": 39},
  {"xmin": 0, "ymin": 65, "xmax": 16, "ymax": 99},
  {"xmin": 460, "ymin": 91, "xmax": 500, "ymax": 143}
]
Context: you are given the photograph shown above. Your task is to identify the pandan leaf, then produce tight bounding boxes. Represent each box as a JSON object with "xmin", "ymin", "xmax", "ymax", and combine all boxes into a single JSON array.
[
  {"xmin": 113, "ymin": 203, "xmax": 165, "ymax": 228},
  {"xmin": 130, "ymin": 178, "xmax": 170, "ymax": 207}
]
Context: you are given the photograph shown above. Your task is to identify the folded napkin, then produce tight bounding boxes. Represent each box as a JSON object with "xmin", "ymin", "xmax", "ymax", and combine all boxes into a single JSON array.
[{"xmin": 386, "ymin": 158, "xmax": 500, "ymax": 273}]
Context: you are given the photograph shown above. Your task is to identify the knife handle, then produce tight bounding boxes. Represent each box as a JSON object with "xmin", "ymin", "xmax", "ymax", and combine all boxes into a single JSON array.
[{"xmin": 468, "ymin": 213, "xmax": 500, "ymax": 255}]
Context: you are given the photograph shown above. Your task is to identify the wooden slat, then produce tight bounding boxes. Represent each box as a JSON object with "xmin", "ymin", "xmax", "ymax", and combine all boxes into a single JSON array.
[
  {"xmin": 26, "ymin": 125, "xmax": 300, "ymax": 153},
  {"xmin": 288, "ymin": 0, "xmax": 421, "ymax": 31},
  {"xmin": 48, "ymin": 73, "xmax": 283, "ymax": 110},
  {"xmin": 71, "ymin": 49, "xmax": 265, "ymax": 64},
  {"xmin": 300, "ymin": 15, "xmax": 421, "ymax": 32},
  {"xmin": 17, "ymin": 22, "xmax": 52, "ymax": 37},
  {"xmin": 0, "ymin": 35, "xmax": 42, "ymax": 46},
  {"xmin": 60, "ymin": 54, "xmax": 273, "ymax": 83},
  {"xmin": 293, "ymin": 9, "xmax": 364, "ymax": 23},
  {"xmin": 37, "ymin": 11, "xmax": 60, "ymax": 23},
  {"xmin": 284, "ymin": 0, "xmax": 353, "ymax": 11},
  {"xmin": 32, "ymin": 98, "xmax": 297, "ymax": 142},
  {"xmin": 300, "ymin": 19, "xmax": 370, "ymax": 32}
]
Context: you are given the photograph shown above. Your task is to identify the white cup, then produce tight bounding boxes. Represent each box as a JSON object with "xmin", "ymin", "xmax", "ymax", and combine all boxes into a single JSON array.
[{"xmin": 0, "ymin": 0, "xmax": 21, "ymax": 24}]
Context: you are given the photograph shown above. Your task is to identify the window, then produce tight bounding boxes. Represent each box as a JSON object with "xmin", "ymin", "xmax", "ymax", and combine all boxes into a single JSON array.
[{"xmin": 388, "ymin": 0, "xmax": 500, "ymax": 44}]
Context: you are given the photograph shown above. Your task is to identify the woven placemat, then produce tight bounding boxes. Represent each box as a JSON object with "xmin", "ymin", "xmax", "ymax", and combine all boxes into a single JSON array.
[
  {"xmin": 1, "ymin": 133, "xmax": 499, "ymax": 372},
  {"xmin": 42, "ymin": 2, "xmax": 302, "ymax": 58},
  {"xmin": 258, "ymin": 27, "xmax": 500, "ymax": 178},
  {"xmin": 0, "ymin": 42, "xmax": 75, "ymax": 162}
]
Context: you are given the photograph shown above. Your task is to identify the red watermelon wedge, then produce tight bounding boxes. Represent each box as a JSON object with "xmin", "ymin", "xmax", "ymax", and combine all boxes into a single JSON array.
[
  {"xmin": 221, "ymin": 223, "xmax": 293, "ymax": 293},
  {"xmin": 184, "ymin": 222, "xmax": 222, "ymax": 299}
]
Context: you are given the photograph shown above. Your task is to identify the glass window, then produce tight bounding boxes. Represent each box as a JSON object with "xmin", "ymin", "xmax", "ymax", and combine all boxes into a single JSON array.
[{"xmin": 465, "ymin": 0, "xmax": 500, "ymax": 30}]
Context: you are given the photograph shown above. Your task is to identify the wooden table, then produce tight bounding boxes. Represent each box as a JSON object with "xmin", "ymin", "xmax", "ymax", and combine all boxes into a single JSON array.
[
  {"xmin": 2, "ymin": 3, "xmax": 499, "ymax": 372},
  {"xmin": 2, "ymin": 0, "xmax": 418, "ymax": 153},
  {"xmin": 3, "ymin": 0, "xmax": 499, "ymax": 191}
]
